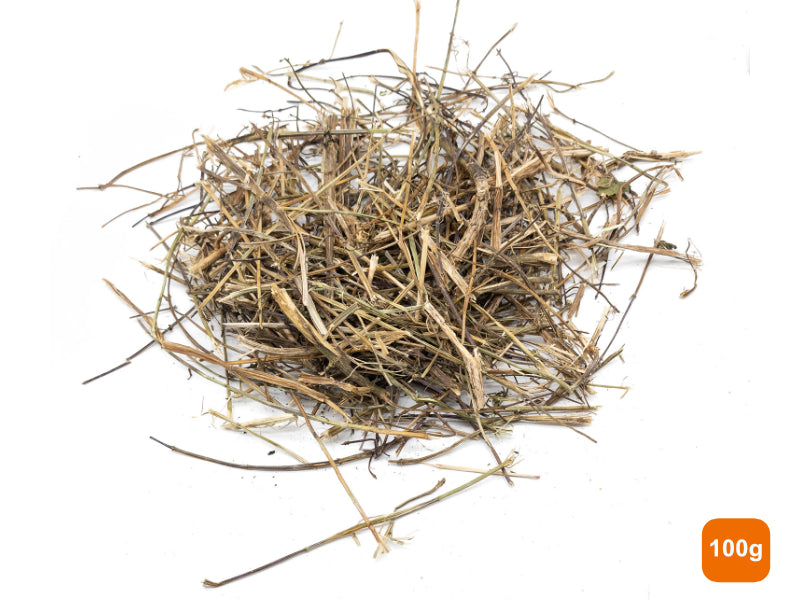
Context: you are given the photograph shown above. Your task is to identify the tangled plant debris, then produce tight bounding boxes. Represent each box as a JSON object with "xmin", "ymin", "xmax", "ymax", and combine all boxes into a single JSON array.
[{"xmin": 84, "ymin": 5, "xmax": 699, "ymax": 587}]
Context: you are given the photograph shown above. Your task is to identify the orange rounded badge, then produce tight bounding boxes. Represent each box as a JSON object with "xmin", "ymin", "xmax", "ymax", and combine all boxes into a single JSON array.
[{"xmin": 702, "ymin": 518, "xmax": 770, "ymax": 582}]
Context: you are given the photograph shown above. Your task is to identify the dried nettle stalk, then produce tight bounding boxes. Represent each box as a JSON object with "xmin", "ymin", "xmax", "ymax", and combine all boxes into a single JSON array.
[{"xmin": 85, "ymin": 4, "xmax": 698, "ymax": 587}]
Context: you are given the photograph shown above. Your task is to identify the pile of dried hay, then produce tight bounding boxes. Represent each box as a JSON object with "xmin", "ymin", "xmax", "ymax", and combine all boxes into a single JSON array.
[{"xmin": 86, "ymin": 21, "xmax": 698, "ymax": 587}]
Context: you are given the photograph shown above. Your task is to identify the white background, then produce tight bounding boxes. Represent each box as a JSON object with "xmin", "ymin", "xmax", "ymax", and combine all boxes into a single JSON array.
[{"xmin": 3, "ymin": 1, "xmax": 798, "ymax": 598}]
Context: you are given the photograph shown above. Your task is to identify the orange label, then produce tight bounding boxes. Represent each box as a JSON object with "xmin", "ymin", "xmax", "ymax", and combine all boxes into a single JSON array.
[{"xmin": 702, "ymin": 518, "xmax": 770, "ymax": 582}]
